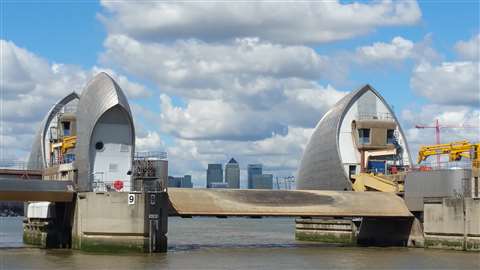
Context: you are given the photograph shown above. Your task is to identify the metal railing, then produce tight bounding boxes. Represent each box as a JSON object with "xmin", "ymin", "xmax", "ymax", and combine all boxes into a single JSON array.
[
  {"xmin": 357, "ymin": 112, "xmax": 394, "ymax": 121},
  {"xmin": 0, "ymin": 160, "xmax": 27, "ymax": 170},
  {"xmin": 413, "ymin": 160, "xmax": 473, "ymax": 171},
  {"xmin": 134, "ymin": 151, "xmax": 167, "ymax": 160}
]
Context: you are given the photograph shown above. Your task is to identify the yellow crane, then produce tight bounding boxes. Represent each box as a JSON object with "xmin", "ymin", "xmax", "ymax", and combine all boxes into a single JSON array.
[{"xmin": 417, "ymin": 140, "xmax": 480, "ymax": 169}]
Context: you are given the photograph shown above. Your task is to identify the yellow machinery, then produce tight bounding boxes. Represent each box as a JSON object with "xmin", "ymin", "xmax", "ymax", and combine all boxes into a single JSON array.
[
  {"xmin": 417, "ymin": 140, "xmax": 479, "ymax": 167},
  {"xmin": 351, "ymin": 173, "xmax": 404, "ymax": 193},
  {"xmin": 417, "ymin": 140, "xmax": 480, "ymax": 180},
  {"xmin": 60, "ymin": 136, "xmax": 77, "ymax": 154}
]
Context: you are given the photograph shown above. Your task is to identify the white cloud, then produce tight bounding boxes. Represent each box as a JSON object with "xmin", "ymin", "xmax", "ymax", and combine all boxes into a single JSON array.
[
  {"xmin": 165, "ymin": 127, "xmax": 314, "ymax": 187},
  {"xmin": 135, "ymin": 131, "xmax": 164, "ymax": 152},
  {"xmin": 356, "ymin": 36, "xmax": 415, "ymax": 62},
  {"xmin": 0, "ymin": 39, "xmax": 150, "ymax": 160},
  {"xmin": 157, "ymin": 82, "xmax": 345, "ymax": 141},
  {"xmin": 455, "ymin": 34, "xmax": 480, "ymax": 61},
  {"xmin": 355, "ymin": 35, "xmax": 440, "ymax": 64},
  {"xmin": 410, "ymin": 61, "xmax": 479, "ymax": 106},
  {"xmin": 401, "ymin": 104, "xmax": 480, "ymax": 163},
  {"xmin": 100, "ymin": 32, "xmax": 348, "ymax": 141},
  {"xmin": 100, "ymin": 35, "xmax": 339, "ymax": 99},
  {"xmin": 99, "ymin": 0, "xmax": 421, "ymax": 44}
]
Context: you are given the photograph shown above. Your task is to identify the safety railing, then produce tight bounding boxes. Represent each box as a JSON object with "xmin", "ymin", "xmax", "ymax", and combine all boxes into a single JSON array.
[{"xmin": 357, "ymin": 112, "xmax": 394, "ymax": 121}]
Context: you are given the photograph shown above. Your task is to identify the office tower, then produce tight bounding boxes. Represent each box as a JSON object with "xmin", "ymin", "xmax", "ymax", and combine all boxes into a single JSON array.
[
  {"xmin": 247, "ymin": 164, "xmax": 262, "ymax": 189},
  {"xmin": 206, "ymin": 163, "xmax": 223, "ymax": 188},
  {"xmin": 181, "ymin": 175, "xmax": 193, "ymax": 188},
  {"xmin": 225, "ymin": 158, "xmax": 240, "ymax": 189},
  {"xmin": 251, "ymin": 174, "xmax": 273, "ymax": 189}
]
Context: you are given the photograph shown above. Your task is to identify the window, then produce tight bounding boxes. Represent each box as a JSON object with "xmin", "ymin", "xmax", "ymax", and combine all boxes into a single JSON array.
[
  {"xmin": 387, "ymin": 129, "xmax": 395, "ymax": 144},
  {"xmin": 63, "ymin": 122, "xmax": 71, "ymax": 136},
  {"xmin": 358, "ymin": 128, "xmax": 370, "ymax": 144},
  {"xmin": 95, "ymin": 141, "xmax": 104, "ymax": 151}
]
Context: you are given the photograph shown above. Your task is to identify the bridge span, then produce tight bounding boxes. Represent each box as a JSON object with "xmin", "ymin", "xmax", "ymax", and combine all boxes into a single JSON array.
[
  {"xmin": 0, "ymin": 180, "xmax": 411, "ymax": 218},
  {"xmin": 0, "ymin": 179, "xmax": 74, "ymax": 202},
  {"xmin": 167, "ymin": 188, "xmax": 412, "ymax": 217}
]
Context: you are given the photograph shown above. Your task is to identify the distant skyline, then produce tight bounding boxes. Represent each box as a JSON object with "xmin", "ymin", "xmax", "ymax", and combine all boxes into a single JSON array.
[{"xmin": 1, "ymin": 1, "xmax": 479, "ymax": 187}]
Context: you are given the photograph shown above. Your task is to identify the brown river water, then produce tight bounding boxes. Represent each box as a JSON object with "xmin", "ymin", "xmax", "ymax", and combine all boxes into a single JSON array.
[{"xmin": 1, "ymin": 217, "xmax": 479, "ymax": 269}]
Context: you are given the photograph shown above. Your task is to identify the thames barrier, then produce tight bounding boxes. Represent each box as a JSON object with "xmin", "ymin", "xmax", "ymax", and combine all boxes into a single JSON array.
[{"xmin": 0, "ymin": 73, "xmax": 478, "ymax": 254}]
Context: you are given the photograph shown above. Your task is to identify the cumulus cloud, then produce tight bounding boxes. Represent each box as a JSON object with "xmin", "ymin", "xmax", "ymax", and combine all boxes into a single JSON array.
[
  {"xmin": 99, "ymin": 0, "xmax": 421, "ymax": 44},
  {"xmin": 455, "ymin": 34, "xmax": 480, "ymax": 61},
  {"xmin": 355, "ymin": 35, "xmax": 440, "ymax": 64},
  {"xmin": 357, "ymin": 36, "xmax": 415, "ymax": 62},
  {"xmin": 410, "ymin": 61, "xmax": 479, "ymax": 106},
  {"xmin": 0, "ymin": 39, "xmax": 150, "ymax": 160},
  {"xmin": 165, "ymin": 127, "xmax": 314, "ymax": 187},
  {"xmin": 401, "ymin": 104, "xmax": 480, "ymax": 162},
  {"xmin": 135, "ymin": 131, "xmax": 164, "ymax": 152},
  {"xmin": 157, "ymin": 82, "xmax": 345, "ymax": 141},
  {"xmin": 100, "ymin": 35, "xmax": 341, "ymax": 99},
  {"xmin": 100, "ymin": 32, "xmax": 348, "ymax": 142}
]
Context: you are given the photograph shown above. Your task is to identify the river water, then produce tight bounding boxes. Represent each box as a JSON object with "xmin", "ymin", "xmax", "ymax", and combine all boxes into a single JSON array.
[{"xmin": 0, "ymin": 217, "xmax": 478, "ymax": 269}]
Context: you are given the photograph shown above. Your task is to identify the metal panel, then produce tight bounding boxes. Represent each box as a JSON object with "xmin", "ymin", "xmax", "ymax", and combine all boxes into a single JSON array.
[
  {"xmin": 404, "ymin": 169, "xmax": 472, "ymax": 212},
  {"xmin": 27, "ymin": 92, "xmax": 79, "ymax": 170},
  {"xmin": 0, "ymin": 179, "xmax": 74, "ymax": 202},
  {"xmin": 296, "ymin": 84, "xmax": 412, "ymax": 190},
  {"xmin": 75, "ymin": 73, "xmax": 135, "ymax": 191},
  {"xmin": 167, "ymin": 188, "xmax": 413, "ymax": 217}
]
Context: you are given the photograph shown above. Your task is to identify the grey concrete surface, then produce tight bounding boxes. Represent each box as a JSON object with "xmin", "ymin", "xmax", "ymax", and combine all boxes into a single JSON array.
[{"xmin": 167, "ymin": 188, "xmax": 413, "ymax": 217}]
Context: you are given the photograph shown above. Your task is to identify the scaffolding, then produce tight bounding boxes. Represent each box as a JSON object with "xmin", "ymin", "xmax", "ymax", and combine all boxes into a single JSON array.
[{"xmin": 132, "ymin": 151, "xmax": 168, "ymax": 192}]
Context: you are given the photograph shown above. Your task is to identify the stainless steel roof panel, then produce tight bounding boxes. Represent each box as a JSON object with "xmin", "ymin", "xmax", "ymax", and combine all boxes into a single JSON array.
[
  {"xmin": 296, "ymin": 84, "xmax": 411, "ymax": 190},
  {"xmin": 74, "ymin": 72, "xmax": 135, "ymax": 191}
]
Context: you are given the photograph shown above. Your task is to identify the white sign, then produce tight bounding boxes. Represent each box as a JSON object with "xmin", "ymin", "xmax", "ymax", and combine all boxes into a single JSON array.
[{"xmin": 128, "ymin": 194, "xmax": 136, "ymax": 205}]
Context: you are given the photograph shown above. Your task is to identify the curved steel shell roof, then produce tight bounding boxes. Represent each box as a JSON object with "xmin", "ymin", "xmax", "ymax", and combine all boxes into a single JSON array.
[
  {"xmin": 75, "ymin": 72, "xmax": 135, "ymax": 191},
  {"xmin": 27, "ymin": 92, "xmax": 79, "ymax": 170},
  {"xmin": 296, "ymin": 84, "xmax": 411, "ymax": 190}
]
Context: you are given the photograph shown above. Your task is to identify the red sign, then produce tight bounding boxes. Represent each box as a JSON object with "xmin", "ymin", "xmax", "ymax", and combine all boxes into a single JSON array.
[{"xmin": 113, "ymin": 180, "xmax": 124, "ymax": 191}]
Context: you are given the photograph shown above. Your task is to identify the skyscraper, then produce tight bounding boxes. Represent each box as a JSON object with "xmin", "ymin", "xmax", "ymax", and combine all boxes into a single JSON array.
[
  {"xmin": 225, "ymin": 158, "xmax": 240, "ymax": 189},
  {"xmin": 251, "ymin": 174, "xmax": 273, "ymax": 189},
  {"xmin": 206, "ymin": 164, "xmax": 223, "ymax": 188},
  {"xmin": 168, "ymin": 175, "xmax": 193, "ymax": 188},
  {"xmin": 247, "ymin": 164, "xmax": 262, "ymax": 189}
]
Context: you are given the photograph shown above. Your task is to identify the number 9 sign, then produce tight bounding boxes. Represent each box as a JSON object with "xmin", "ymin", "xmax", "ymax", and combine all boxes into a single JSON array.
[{"xmin": 128, "ymin": 194, "xmax": 135, "ymax": 205}]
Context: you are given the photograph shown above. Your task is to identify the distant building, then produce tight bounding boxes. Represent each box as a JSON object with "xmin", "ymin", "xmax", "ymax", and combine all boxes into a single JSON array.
[
  {"xmin": 181, "ymin": 175, "xmax": 193, "ymax": 188},
  {"xmin": 225, "ymin": 158, "xmax": 240, "ymax": 189},
  {"xmin": 168, "ymin": 175, "xmax": 193, "ymax": 188},
  {"xmin": 206, "ymin": 164, "xmax": 223, "ymax": 188},
  {"xmin": 209, "ymin": 182, "xmax": 229, "ymax": 188},
  {"xmin": 247, "ymin": 164, "xmax": 262, "ymax": 189},
  {"xmin": 252, "ymin": 174, "xmax": 273, "ymax": 189}
]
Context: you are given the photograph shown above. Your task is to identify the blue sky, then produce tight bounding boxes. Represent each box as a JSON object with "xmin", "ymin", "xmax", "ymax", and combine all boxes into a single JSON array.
[
  {"xmin": 4, "ymin": 1, "xmax": 477, "ymax": 110},
  {"xmin": 1, "ymin": 1, "xmax": 479, "ymax": 186}
]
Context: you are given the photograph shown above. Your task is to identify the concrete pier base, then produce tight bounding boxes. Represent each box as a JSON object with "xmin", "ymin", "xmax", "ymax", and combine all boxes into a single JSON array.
[
  {"xmin": 295, "ymin": 217, "xmax": 424, "ymax": 247},
  {"xmin": 72, "ymin": 191, "xmax": 168, "ymax": 253},
  {"xmin": 295, "ymin": 218, "xmax": 357, "ymax": 245},
  {"xmin": 424, "ymin": 198, "xmax": 479, "ymax": 251},
  {"xmin": 23, "ymin": 202, "xmax": 73, "ymax": 248}
]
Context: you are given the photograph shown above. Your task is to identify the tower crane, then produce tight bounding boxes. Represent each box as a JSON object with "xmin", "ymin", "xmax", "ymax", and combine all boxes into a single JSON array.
[{"xmin": 415, "ymin": 119, "xmax": 479, "ymax": 165}]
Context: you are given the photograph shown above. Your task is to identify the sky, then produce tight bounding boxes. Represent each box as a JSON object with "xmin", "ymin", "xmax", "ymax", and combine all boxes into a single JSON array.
[{"xmin": 1, "ymin": 0, "xmax": 479, "ymax": 188}]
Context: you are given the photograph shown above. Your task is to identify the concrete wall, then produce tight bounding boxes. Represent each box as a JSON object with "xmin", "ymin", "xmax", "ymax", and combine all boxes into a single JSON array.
[
  {"xmin": 424, "ymin": 198, "xmax": 479, "ymax": 251},
  {"xmin": 72, "ymin": 192, "xmax": 167, "ymax": 252},
  {"xmin": 405, "ymin": 169, "xmax": 472, "ymax": 212},
  {"xmin": 295, "ymin": 218, "xmax": 357, "ymax": 245}
]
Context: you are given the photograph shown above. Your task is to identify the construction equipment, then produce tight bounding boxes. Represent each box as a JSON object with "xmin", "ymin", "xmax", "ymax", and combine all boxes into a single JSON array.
[
  {"xmin": 415, "ymin": 119, "xmax": 479, "ymax": 165},
  {"xmin": 351, "ymin": 172, "xmax": 404, "ymax": 193},
  {"xmin": 60, "ymin": 136, "xmax": 76, "ymax": 154},
  {"xmin": 417, "ymin": 140, "xmax": 480, "ymax": 170}
]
